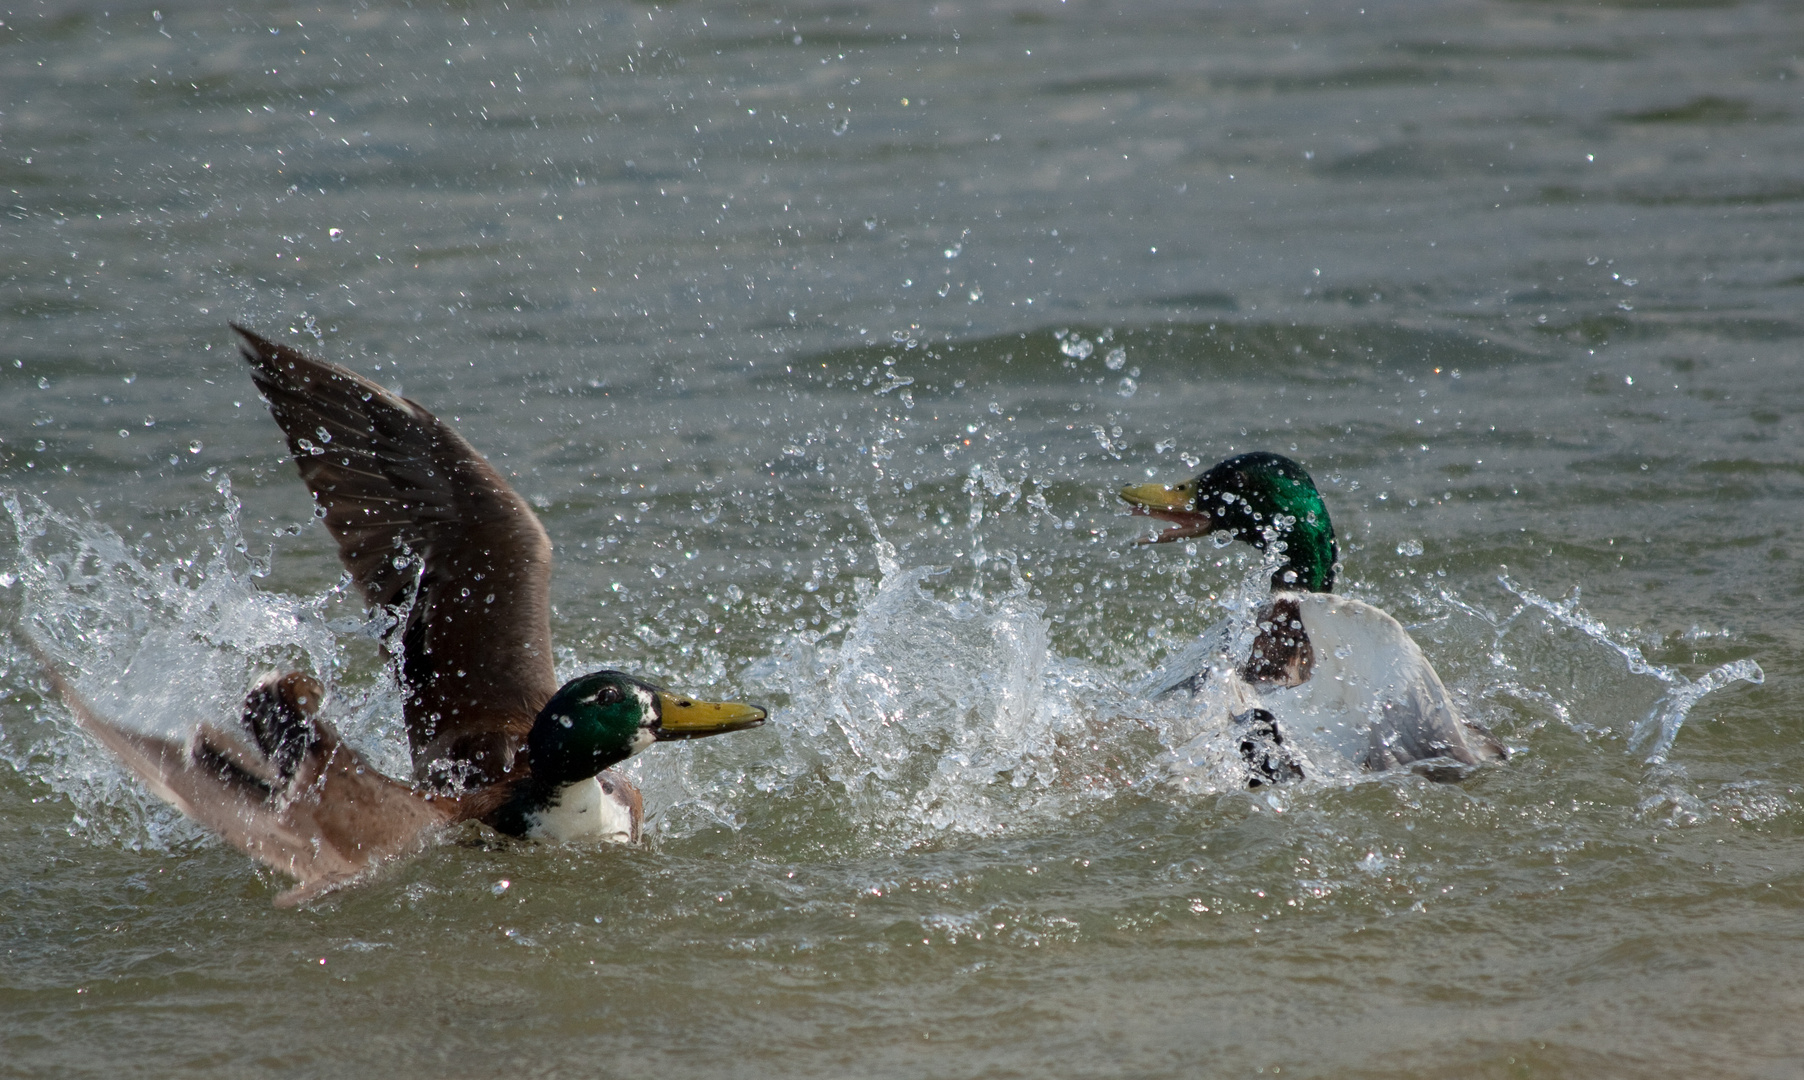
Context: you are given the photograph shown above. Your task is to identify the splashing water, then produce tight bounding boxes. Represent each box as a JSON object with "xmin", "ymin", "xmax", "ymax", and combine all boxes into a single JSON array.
[
  {"xmin": 0, "ymin": 485, "xmax": 411, "ymax": 851},
  {"xmin": 0, "ymin": 486, "xmax": 1769, "ymax": 862},
  {"xmin": 1497, "ymin": 575, "xmax": 1763, "ymax": 764},
  {"xmin": 645, "ymin": 524, "xmax": 1153, "ymax": 848}
]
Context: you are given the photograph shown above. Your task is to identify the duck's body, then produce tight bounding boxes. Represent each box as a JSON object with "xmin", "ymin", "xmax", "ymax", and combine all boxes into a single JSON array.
[
  {"xmin": 32, "ymin": 325, "xmax": 762, "ymax": 905},
  {"xmin": 1140, "ymin": 591, "xmax": 1502, "ymax": 783},
  {"xmin": 1121, "ymin": 452, "xmax": 1503, "ymax": 785}
]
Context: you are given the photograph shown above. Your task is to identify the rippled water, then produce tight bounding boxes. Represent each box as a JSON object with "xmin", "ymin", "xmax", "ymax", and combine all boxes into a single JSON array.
[{"xmin": 3, "ymin": 2, "xmax": 1800, "ymax": 1076}]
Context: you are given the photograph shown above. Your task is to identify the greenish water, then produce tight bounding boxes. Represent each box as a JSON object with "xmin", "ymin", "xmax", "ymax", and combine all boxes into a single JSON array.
[{"xmin": 2, "ymin": 2, "xmax": 1800, "ymax": 1076}]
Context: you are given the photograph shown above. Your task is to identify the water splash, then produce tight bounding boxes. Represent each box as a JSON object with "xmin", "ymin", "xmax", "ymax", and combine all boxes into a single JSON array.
[
  {"xmin": 0, "ymin": 484, "xmax": 1771, "ymax": 863},
  {"xmin": 641, "ymin": 536, "xmax": 1395, "ymax": 848},
  {"xmin": 1498, "ymin": 575, "xmax": 1763, "ymax": 763},
  {"xmin": 652, "ymin": 542, "xmax": 1167, "ymax": 847},
  {"xmin": 0, "ymin": 486, "xmax": 410, "ymax": 850}
]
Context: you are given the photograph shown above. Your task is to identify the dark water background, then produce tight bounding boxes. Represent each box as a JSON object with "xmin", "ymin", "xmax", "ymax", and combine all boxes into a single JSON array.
[{"xmin": 2, "ymin": 1, "xmax": 1800, "ymax": 1076}]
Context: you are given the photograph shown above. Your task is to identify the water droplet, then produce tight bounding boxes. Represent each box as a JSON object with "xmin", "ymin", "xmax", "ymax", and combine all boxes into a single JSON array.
[
  {"xmin": 1397, "ymin": 539, "xmax": 1424, "ymax": 557},
  {"xmin": 1104, "ymin": 347, "xmax": 1127, "ymax": 371},
  {"xmin": 1116, "ymin": 377, "xmax": 1137, "ymax": 398},
  {"xmin": 188, "ymin": 440, "xmax": 203, "ymax": 454}
]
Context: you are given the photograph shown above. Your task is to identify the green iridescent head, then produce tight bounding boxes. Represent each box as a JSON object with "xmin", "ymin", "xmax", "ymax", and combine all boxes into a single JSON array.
[
  {"xmin": 527, "ymin": 670, "xmax": 768, "ymax": 785},
  {"xmin": 1120, "ymin": 451, "xmax": 1338, "ymax": 592}
]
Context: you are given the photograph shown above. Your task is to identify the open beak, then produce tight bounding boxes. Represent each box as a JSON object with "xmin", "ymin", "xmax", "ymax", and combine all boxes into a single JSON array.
[
  {"xmin": 653, "ymin": 691, "xmax": 768, "ymax": 740},
  {"xmin": 1119, "ymin": 482, "xmax": 1214, "ymax": 544}
]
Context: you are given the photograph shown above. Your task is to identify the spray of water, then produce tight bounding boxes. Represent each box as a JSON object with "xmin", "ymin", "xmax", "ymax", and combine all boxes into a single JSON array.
[
  {"xmin": 1497, "ymin": 575, "xmax": 1764, "ymax": 764},
  {"xmin": 0, "ymin": 484, "xmax": 411, "ymax": 851},
  {"xmin": 0, "ymin": 486, "xmax": 1769, "ymax": 860}
]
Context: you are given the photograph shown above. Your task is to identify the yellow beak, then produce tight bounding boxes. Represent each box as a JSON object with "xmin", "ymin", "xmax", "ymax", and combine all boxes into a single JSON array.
[
  {"xmin": 653, "ymin": 692, "xmax": 768, "ymax": 740},
  {"xmin": 1119, "ymin": 481, "xmax": 1194, "ymax": 510},
  {"xmin": 1120, "ymin": 480, "xmax": 1215, "ymax": 544}
]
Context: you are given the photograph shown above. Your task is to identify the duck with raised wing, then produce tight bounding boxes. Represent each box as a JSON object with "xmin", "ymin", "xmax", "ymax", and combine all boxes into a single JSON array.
[
  {"xmin": 1119, "ymin": 451, "xmax": 1504, "ymax": 785},
  {"xmin": 31, "ymin": 325, "xmax": 765, "ymax": 905}
]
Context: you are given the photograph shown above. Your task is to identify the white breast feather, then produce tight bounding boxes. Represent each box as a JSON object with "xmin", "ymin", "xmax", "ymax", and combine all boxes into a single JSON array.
[{"xmin": 527, "ymin": 777, "xmax": 637, "ymax": 843}]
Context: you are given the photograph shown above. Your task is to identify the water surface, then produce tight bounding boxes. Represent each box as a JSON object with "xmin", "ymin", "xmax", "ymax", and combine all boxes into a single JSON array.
[{"xmin": 2, "ymin": 1, "xmax": 1799, "ymax": 1077}]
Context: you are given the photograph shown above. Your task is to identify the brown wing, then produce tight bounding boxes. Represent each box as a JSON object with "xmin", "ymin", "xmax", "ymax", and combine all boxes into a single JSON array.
[
  {"xmin": 34, "ymin": 658, "xmax": 457, "ymax": 907},
  {"xmin": 232, "ymin": 325, "xmax": 558, "ymax": 786}
]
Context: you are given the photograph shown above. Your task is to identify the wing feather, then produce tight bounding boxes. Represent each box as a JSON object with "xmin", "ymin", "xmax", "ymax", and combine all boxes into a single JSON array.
[
  {"xmin": 232, "ymin": 325, "xmax": 558, "ymax": 785},
  {"xmin": 31, "ymin": 655, "xmax": 456, "ymax": 906},
  {"xmin": 1286, "ymin": 593, "xmax": 1506, "ymax": 773}
]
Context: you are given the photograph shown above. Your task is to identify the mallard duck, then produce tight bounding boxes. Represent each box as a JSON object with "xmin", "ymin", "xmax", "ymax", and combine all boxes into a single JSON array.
[
  {"xmin": 1119, "ymin": 451, "xmax": 1504, "ymax": 785},
  {"xmin": 30, "ymin": 325, "xmax": 765, "ymax": 906}
]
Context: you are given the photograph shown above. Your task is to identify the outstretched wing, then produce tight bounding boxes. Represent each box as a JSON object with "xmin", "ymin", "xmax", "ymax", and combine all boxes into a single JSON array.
[
  {"xmin": 33, "ymin": 658, "xmax": 453, "ymax": 907},
  {"xmin": 1288, "ymin": 593, "xmax": 1507, "ymax": 775},
  {"xmin": 233, "ymin": 325, "xmax": 558, "ymax": 785}
]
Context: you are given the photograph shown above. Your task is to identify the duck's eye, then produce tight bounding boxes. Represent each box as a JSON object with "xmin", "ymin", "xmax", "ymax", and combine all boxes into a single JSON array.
[{"xmin": 596, "ymin": 685, "xmax": 623, "ymax": 705}]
